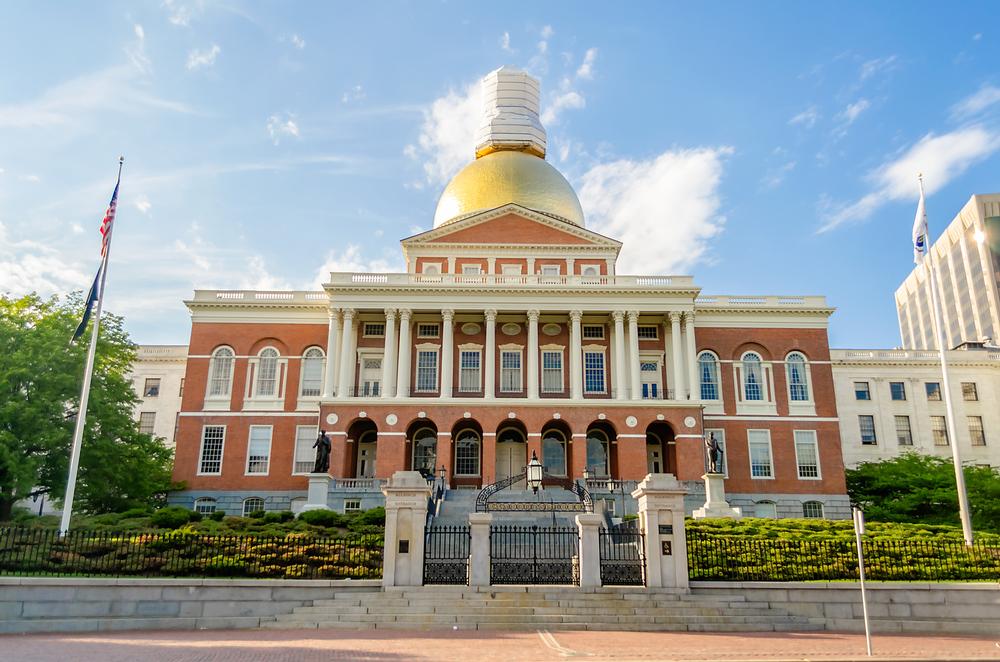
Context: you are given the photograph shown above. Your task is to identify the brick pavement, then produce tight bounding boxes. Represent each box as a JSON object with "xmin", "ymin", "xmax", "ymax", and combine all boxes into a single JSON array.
[{"xmin": 0, "ymin": 629, "xmax": 998, "ymax": 661}]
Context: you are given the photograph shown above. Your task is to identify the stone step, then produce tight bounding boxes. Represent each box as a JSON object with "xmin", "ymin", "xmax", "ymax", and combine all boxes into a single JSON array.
[{"xmin": 277, "ymin": 611, "xmax": 804, "ymax": 626}]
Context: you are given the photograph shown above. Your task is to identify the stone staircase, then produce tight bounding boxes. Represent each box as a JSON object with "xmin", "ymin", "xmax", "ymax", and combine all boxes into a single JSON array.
[
  {"xmin": 432, "ymin": 487, "xmax": 585, "ymax": 528},
  {"xmin": 264, "ymin": 586, "xmax": 823, "ymax": 632}
]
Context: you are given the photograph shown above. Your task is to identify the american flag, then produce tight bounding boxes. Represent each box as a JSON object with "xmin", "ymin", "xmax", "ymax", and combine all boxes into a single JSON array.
[{"xmin": 99, "ymin": 180, "xmax": 119, "ymax": 257}]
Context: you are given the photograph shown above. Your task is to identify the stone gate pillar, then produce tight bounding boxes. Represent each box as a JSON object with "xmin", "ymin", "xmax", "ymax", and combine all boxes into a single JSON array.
[
  {"xmin": 632, "ymin": 473, "xmax": 689, "ymax": 589},
  {"xmin": 381, "ymin": 471, "xmax": 432, "ymax": 588},
  {"xmin": 467, "ymin": 512, "xmax": 492, "ymax": 587},
  {"xmin": 576, "ymin": 512, "xmax": 604, "ymax": 588}
]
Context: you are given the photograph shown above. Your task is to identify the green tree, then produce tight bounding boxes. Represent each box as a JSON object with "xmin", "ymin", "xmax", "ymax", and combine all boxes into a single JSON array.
[
  {"xmin": 0, "ymin": 293, "xmax": 176, "ymax": 520},
  {"xmin": 846, "ymin": 452, "xmax": 1000, "ymax": 532}
]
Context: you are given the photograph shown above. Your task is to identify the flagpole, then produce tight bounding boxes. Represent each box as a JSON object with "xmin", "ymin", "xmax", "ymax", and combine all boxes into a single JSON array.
[
  {"xmin": 59, "ymin": 157, "xmax": 124, "ymax": 536},
  {"xmin": 918, "ymin": 174, "xmax": 974, "ymax": 545}
]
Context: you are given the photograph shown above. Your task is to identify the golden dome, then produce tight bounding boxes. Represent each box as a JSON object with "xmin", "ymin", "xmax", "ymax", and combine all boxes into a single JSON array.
[{"xmin": 432, "ymin": 150, "xmax": 585, "ymax": 228}]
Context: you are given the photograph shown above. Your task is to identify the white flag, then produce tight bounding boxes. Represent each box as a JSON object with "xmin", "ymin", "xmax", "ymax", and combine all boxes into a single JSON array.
[{"xmin": 912, "ymin": 185, "xmax": 928, "ymax": 264}]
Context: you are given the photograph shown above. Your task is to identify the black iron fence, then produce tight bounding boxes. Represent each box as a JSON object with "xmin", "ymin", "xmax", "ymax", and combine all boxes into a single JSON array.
[
  {"xmin": 490, "ymin": 524, "xmax": 579, "ymax": 585},
  {"xmin": 0, "ymin": 528, "xmax": 383, "ymax": 580},
  {"xmin": 598, "ymin": 524, "xmax": 645, "ymax": 585},
  {"xmin": 423, "ymin": 525, "xmax": 470, "ymax": 585},
  {"xmin": 687, "ymin": 532, "xmax": 1000, "ymax": 582}
]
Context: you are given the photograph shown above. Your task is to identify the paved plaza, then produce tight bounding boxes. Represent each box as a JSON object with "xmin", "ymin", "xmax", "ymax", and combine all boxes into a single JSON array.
[{"xmin": 1, "ymin": 629, "xmax": 999, "ymax": 661}]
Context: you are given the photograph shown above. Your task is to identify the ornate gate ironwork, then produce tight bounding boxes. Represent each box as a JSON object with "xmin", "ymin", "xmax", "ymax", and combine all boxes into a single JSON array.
[
  {"xmin": 423, "ymin": 525, "xmax": 470, "ymax": 585},
  {"xmin": 476, "ymin": 474, "xmax": 593, "ymax": 513},
  {"xmin": 490, "ymin": 524, "xmax": 580, "ymax": 585},
  {"xmin": 599, "ymin": 523, "xmax": 646, "ymax": 586}
]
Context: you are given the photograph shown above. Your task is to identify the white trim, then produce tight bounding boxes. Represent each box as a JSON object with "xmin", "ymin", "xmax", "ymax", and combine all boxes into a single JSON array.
[
  {"xmin": 458, "ymin": 347, "xmax": 483, "ymax": 393},
  {"xmin": 616, "ymin": 433, "xmax": 647, "ymax": 438},
  {"xmin": 793, "ymin": 429, "xmax": 822, "ymax": 480},
  {"xmin": 298, "ymin": 346, "xmax": 326, "ymax": 401},
  {"xmin": 704, "ymin": 415, "xmax": 840, "ymax": 422},
  {"xmin": 245, "ymin": 425, "xmax": 273, "ymax": 476},
  {"xmin": 675, "ymin": 433, "xmax": 705, "ymax": 439},
  {"xmin": 292, "ymin": 424, "xmax": 319, "ymax": 475},
  {"xmin": 196, "ymin": 424, "xmax": 227, "ymax": 476},
  {"xmin": 747, "ymin": 429, "xmax": 775, "ymax": 480},
  {"xmin": 499, "ymin": 347, "xmax": 523, "ymax": 393},
  {"xmin": 582, "ymin": 346, "xmax": 608, "ymax": 395},
  {"xmin": 378, "ymin": 431, "xmax": 407, "ymax": 436},
  {"xmin": 180, "ymin": 411, "xmax": 319, "ymax": 418},
  {"xmin": 414, "ymin": 347, "xmax": 440, "ymax": 393}
]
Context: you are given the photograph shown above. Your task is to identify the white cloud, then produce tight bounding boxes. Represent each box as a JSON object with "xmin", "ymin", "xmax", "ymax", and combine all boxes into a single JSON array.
[
  {"xmin": 134, "ymin": 24, "xmax": 145, "ymax": 40},
  {"xmin": 291, "ymin": 33, "xmax": 305, "ymax": 50},
  {"xmin": 576, "ymin": 48, "xmax": 597, "ymax": 80},
  {"xmin": 537, "ymin": 25, "xmax": 553, "ymax": 56},
  {"xmin": 311, "ymin": 245, "xmax": 401, "ymax": 289},
  {"xmin": 541, "ymin": 25, "xmax": 554, "ymax": 39},
  {"xmin": 163, "ymin": 0, "xmax": 195, "ymax": 26},
  {"xmin": 266, "ymin": 112, "xmax": 300, "ymax": 144},
  {"xmin": 18, "ymin": 174, "xmax": 41, "ymax": 183},
  {"xmin": 0, "ymin": 222, "xmax": 90, "ymax": 296},
  {"xmin": 950, "ymin": 84, "xmax": 1000, "ymax": 120},
  {"xmin": 761, "ymin": 160, "xmax": 797, "ymax": 189},
  {"xmin": 860, "ymin": 55, "xmax": 897, "ymax": 81},
  {"xmin": 819, "ymin": 125, "xmax": 1000, "ymax": 232},
  {"xmin": 541, "ymin": 90, "xmax": 585, "ymax": 125},
  {"xmin": 789, "ymin": 106, "xmax": 820, "ymax": 128},
  {"xmin": 134, "ymin": 195, "xmax": 152, "ymax": 215},
  {"xmin": 342, "ymin": 85, "xmax": 365, "ymax": 104},
  {"xmin": 839, "ymin": 98, "xmax": 870, "ymax": 124},
  {"xmin": 578, "ymin": 146, "xmax": 733, "ymax": 274},
  {"xmin": 71, "ymin": 223, "xmax": 84, "ymax": 235},
  {"xmin": 405, "ymin": 80, "xmax": 481, "ymax": 186},
  {"xmin": 500, "ymin": 32, "xmax": 512, "ymax": 53},
  {"xmin": 125, "ymin": 24, "xmax": 151, "ymax": 75},
  {"xmin": 186, "ymin": 44, "xmax": 220, "ymax": 70}
]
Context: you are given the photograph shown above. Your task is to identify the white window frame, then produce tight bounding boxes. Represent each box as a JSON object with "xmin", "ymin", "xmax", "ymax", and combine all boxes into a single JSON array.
[
  {"xmin": 747, "ymin": 430, "xmax": 774, "ymax": 480},
  {"xmin": 962, "ymin": 382, "xmax": 979, "ymax": 401},
  {"xmin": 582, "ymin": 325, "xmax": 605, "ymax": 339},
  {"xmin": 362, "ymin": 322, "xmax": 386, "ymax": 338},
  {"xmin": 499, "ymin": 346, "xmax": 523, "ymax": 393},
  {"xmin": 785, "ymin": 352, "xmax": 815, "ymax": 416},
  {"xmin": 245, "ymin": 425, "xmax": 273, "ymax": 476},
  {"xmin": 754, "ymin": 500, "xmax": 777, "ymax": 519},
  {"xmin": 462, "ymin": 264, "xmax": 483, "ymax": 275},
  {"xmin": 793, "ymin": 430, "xmax": 821, "ymax": 480},
  {"xmin": 540, "ymin": 264, "xmax": 561, "ymax": 277},
  {"xmin": 581, "ymin": 265, "xmax": 600, "ymax": 278},
  {"xmin": 298, "ymin": 347, "xmax": 325, "ymax": 399},
  {"xmin": 197, "ymin": 425, "xmax": 226, "ymax": 476},
  {"xmin": 889, "ymin": 381, "xmax": 907, "ymax": 401},
  {"xmin": 802, "ymin": 501, "xmax": 824, "ymax": 519},
  {"xmin": 415, "ymin": 346, "xmax": 440, "ymax": 393},
  {"xmin": 583, "ymin": 346, "xmax": 607, "ymax": 394},
  {"xmin": 205, "ymin": 346, "xmax": 235, "ymax": 409},
  {"xmin": 458, "ymin": 346, "xmax": 483, "ymax": 393},
  {"xmin": 193, "ymin": 497, "xmax": 217, "ymax": 514},
  {"xmin": 541, "ymin": 347, "xmax": 564, "ymax": 393},
  {"xmin": 420, "ymin": 262, "xmax": 442, "ymax": 277},
  {"xmin": 637, "ymin": 325, "xmax": 659, "ymax": 340},
  {"xmin": 358, "ymin": 351, "xmax": 384, "ymax": 397},
  {"xmin": 454, "ymin": 430, "xmax": 481, "ymax": 476},
  {"xmin": 859, "ymin": 415, "xmax": 877, "ymax": 445},
  {"xmin": 253, "ymin": 347, "xmax": 281, "ymax": 398},
  {"xmin": 143, "ymin": 377, "xmax": 161, "ymax": 398},
  {"xmin": 542, "ymin": 429, "xmax": 568, "ymax": 476},
  {"xmin": 344, "ymin": 499, "xmax": 362, "ymax": 512},
  {"xmin": 703, "ymin": 428, "xmax": 728, "ymax": 477},
  {"xmin": 417, "ymin": 323, "xmax": 440, "ymax": 339},
  {"xmin": 931, "ymin": 416, "xmax": 949, "ymax": 446},
  {"xmin": 734, "ymin": 352, "xmax": 776, "ymax": 415},
  {"xmin": 245, "ymin": 346, "xmax": 287, "ymax": 409},
  {"xmin": 242, "ymin": 497, "xmax": 265, "ymax": 516},
  {"xmin": 854, "ymin": 381, "xmax": 871, "ymax": 400},
  {"xmin": 138, "ymin": 411, "xmax": 156, "ymax": 435},
  {"xmin": 698, "ymin": 351, "xmax": 722, "ymax": 402},
  {"xmin": 639, "ymin": 355, "xmax": 662, "ymax": 400},
  {"xmin": 501, "ymin": 264, "xmax": 523, "ymax": 275},
  {"xmin": 411, "ymin": 427, "xmax": 438, "ymax": 474},
  {"xmin": 895, "ymin": 415, "xmax": 913, "ymax": 446},
  {"xmin": 293, "ymin": 425, "xmax": 319, "ymax": 475},
  {"xmin": 968, "ymin": 416, "xmax": 986, "ymax": 446}
]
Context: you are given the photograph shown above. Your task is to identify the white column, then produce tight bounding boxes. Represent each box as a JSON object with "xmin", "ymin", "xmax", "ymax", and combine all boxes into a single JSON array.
[
  {"xmin": 669, "ymin": 312, "xmax": 684, "ymax": 401},
  {"xmin": 628, "ymin": 310, "xmax": 641, "ymax": 400},
  {"xmin": 612, "ymin": 310, "xmax": 627, "ymax": 400},
  {"xmin": 395, "ymin": 309, "xmax": 412, "ymax": 397},
  {"xmin": 576, "ymin": 513, "xmax": 604, "ymax": 588},
  {"xmin": 322, "ymin": 308, "xmax": 341, "ymax": 398},
  {"xmin": 337, "ymin": 308, "xmax": 356, "ymax": 398},
  {"xmin": 684, "ymin": 311, "xmax": 698, "ymax": 400},
  {"xmin": 381, "ymin": 308, "xmax": 397, "ymax": 398},
  {"xmin": 440, "ymin": 309, "xmax": 454, "ymax": 398},
  {"xmin": 569, "ymin": 310, "xmax": 583, "ymax": 400},
  {"xmin": 527, "ymin": 309, "xmax": 540, "ymax": 399},
  {"xmin": 662, "ymin": 320, "xmax": 672, "ymax": 400},
  {"xmin": 484, "ymin": 309, "xmax": 497, "ymax": 399}
]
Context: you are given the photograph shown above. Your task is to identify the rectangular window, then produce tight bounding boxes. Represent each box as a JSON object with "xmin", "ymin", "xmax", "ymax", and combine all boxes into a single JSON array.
[
  {"xmin": 962, "ymin": 382, "xmax": 979, "ymax": 401},
  {"xmin": 889, "ymin": 381, "xmax": 906, "ymax": 401},
  {"xmin": 637, "ymin": 325, "xmax": 659, "ymax": 340},
  {"xmin": 501, "ymin": 264, "xmax": 522, "ymax": 275},
  {"xmin": 540, "ymin": 265, "xmax": 560, "ymax": 276},
  {"xmin": 926, "ymin": 382, "xmax": 942, "ymax": 401},
  {"xmin": 344, "ymin": 499, "xmax": 361, "ymax": 512},
  {"xmin": 459, "ymin": 350, "xmax": 481, "ymax": 392},
  {"xmin": 802, "ymin": 501, "xmax": 824, "ymax": 518},
  {"xmin": 582, "ymin": 325, "xmax": 604, "ymax": 339},
  {"xmin": 246, "ymin": 426, "xmax": 272, "ymax": 475},
  {"xmin": 859, "ymin": 415, "xmax": 877, "ymax": 445},
  {"xmin": 198, "ymin": 425, "xmax": 225, "ymax": 475},
  {"xmin": 854, "ymin": 381, "xmax": 870, "ymax": 400},
  {"xmin": 294, "ymin": 426, "xmax": 318, "ymax": 474},
  {"xmin": 500, "ymin": 350, "xmax": 522, "ymax": 393},
  {"xmin": 794, "ymin": 430, "xmax": 820, "ymax": 479},
  {"xmin": 415, "ymin": 350, "xmax": 438, "ymax": 392},
  {"xmin": 584, "ymin": 351, "xmax": 606, "ymax": 393},
  {"xmin": 895, "ymin": 415, "xmax": 913, "ymax": 446},
  {"xmin": 542, "ymin": 351, "xmax": 563, "ymax": 393},
  {"xmin": 969, "ymin": 416, "xmax": 986, "ymax": 446},
  {"xmin": 138, "ymin": 412, "xmax": 156, "ymax": 435},
  {"xmin": 417, "ymin": 323, "xmax": 440, "ymax": 338},
  {"xmin": 747, "ymin": 430, "xmax": 773, "ymax": 479},
  {"xmin": 703, "ymin": 429, "xmax": 727, "ymax": 475},
  {"xmin": 143, "ymin": 378, "xmax": 160, "ymax": 397},
  {"xmin": 640, "ymin": 361, "xmax": 660, "ymax": 399},
  {"xmin": 455, "ymin": 437, "xmax": 480, "ymax": 476},
  {"xmin": 462, "ymin": 264, "xmax": 482, "ymax": 275},
  {"xmin": 363, "ymin": 322, "xmax": 385, "ymax": 337},
  {"xmin": 931, "ymin": 416, "xmax": 949, "ymax": 446}
]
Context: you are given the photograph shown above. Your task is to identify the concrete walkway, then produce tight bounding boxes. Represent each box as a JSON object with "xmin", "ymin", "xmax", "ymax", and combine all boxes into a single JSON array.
[{"xmin": 1, "ymin": 629, "xmax": 998, "ymax": 661}]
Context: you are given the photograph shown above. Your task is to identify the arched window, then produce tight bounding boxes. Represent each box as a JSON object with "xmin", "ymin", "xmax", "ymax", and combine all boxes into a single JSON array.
[
  {"xmin": 742, "ymin": 352, "xmax": 764, "ymax": 401},
  {"xmin": 754, "ymin": 500, "xmax": 777, "ymax": 519},
  {"xmin": 208, "ymin": 347, "xmax": 234, "ymax": 397},
  {"xmin": 412, "ymin": 427, "xmax": 437, "ymax": 475},
  {"xmin": 582, "ymin": 265, "xmax": 599, "ymax": 277},
  {"xmin": 786, "ymin": 352, "xmax": 809, "ymax": 402},
  {"xmin": 255, "ymin": 348, "xmax": 279, "ymax": 397},
  {"xmin": 586, "ymin": 430, "xmax": 609, "ymax": 477},
  {"xmin": 300, "ymin": 347, "xmax": 325, "ymax": 397},
  {"xmin": 698, "ymin": 352, "xmax": 720, "ymax": 400},
  {"xmin": 542, "ymin": 429, "xmax": 567, "ymax": 476},
  {"xmin": 802, "ymin": 501, "xmax": 824, "ymax": 519},
  {"xmin": 242, "ymin": 497, "xmax": 264, "ymax": 516},
  {"xmin": 193, "ymin": 497, "xmax": 217, "ymax": 514},
  {"xmin": 454, "ymin": 430, "xmax": 480, "ymax": 476}
]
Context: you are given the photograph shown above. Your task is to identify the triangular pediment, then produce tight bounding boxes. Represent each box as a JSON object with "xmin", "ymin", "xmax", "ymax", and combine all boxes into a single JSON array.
[{"xmin": 402, "ymin": 204, "xmax": 622, "ymax": 249}]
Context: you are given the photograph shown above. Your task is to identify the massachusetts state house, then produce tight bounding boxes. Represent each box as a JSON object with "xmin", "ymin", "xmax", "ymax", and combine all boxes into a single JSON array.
[{"xmin": 171, "ymin": 68, "xmax": 850, "ymax": 519}]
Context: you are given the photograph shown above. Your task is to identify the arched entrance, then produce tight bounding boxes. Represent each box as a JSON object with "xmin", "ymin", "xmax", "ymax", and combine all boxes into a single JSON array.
[
  {"xmin": 541, "ymin": 420, "xmax": 572, "ymax": 477},
  {"xmin": 585, "ymin": 420, "xmax": 617, "ymax": 478},
  {"xmin": 494, "ymin": 420, "xmax": 528, "ymax": 488},
  {"xmin": 408, "ymin": 420, "xmax": 438, "ymax": 478},
  {"xmin": 645, "ymin": 421, "xmax": 676, "ymax": 475},
  {"xmin": 452, "ymin": 419, "xmax": 483, "ymax": 488},
  {"xmin": 347, "ymin": 418, "xmax": 378, "ymax": 478}
]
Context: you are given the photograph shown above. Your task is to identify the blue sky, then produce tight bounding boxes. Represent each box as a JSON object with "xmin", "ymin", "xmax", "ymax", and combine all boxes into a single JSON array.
[{"xmin": 1, "ymin": 1, "xmax": 998, "ymax": 348}]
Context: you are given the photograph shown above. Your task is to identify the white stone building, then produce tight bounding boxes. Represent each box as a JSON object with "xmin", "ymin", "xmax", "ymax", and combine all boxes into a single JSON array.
[
  {"xmin": 832, "ymin": 344, "xmax": 1000, "ymax": 468},
  {"xmin": 128, "ymin": 344, "xmax": 188, "ymax": 448}
]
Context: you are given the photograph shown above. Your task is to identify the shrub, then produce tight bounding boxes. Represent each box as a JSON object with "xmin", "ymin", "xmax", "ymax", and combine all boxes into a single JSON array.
[
  {"xmin": 209, "ymin": 510, "xmax": 226, "ymax": 521},
  {"xmin": 150, "ymin": 506, "xmax": 195, "ymax": 529},
  {"xmin": 263, "ymin": 511, "xmax": 294, "ymax": 524},
  {"xmin": 355, "ymin": 507, "xmax": 385, "ymax": 526},
  {"xmin": 120, "ymin": 507, "xmax": 152, "ymax": 519},
  {"xmin": 298, "ymin": 509, "xmax": 346, "ymax": 528},
  {"xmin": 247, "ymin": 509, "xmax": 267, "ymax": 519}
]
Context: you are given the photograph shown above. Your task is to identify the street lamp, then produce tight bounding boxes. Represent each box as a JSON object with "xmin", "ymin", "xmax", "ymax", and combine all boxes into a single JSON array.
[
  {"xmin": 582, "ymin": 467, "xmax": 592, "ymax": 482},
  {"xmin": 527, "ymin": 451, "xmax": 544, "ymax": 494}
]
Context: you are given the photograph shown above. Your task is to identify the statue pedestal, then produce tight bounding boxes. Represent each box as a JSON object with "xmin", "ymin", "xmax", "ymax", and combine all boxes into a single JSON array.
[
  {"xmin": 692, "ymin": 473, "xmax": 742, "ymax": 519},
  {"xmin": 301, "ymin": 473, "xmax": 332, "ymax": 512}
]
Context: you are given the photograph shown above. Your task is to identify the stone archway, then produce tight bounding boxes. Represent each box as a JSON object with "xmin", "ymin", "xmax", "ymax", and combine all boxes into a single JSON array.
[
  {"xmin": 495, "ymin": 420, "xmax": 528, "ymax": 488},
  {"xmin": 645, "ymin": 421, "xmax": 677, "ymax": 475}
]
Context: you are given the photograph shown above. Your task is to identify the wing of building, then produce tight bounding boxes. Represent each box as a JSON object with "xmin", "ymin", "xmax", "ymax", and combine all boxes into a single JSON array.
[
  {"xmin": 129, "ymin": 345, "xmax": 188, "ymax": 448},
  {"xmin": 170, "ymin": 67, "xmax": 849, "ymax": 519}
]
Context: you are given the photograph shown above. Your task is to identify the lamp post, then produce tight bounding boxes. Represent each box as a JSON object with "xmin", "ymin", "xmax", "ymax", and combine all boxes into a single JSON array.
[
  {"xmin": 527, "ymin": 451, "xmax": 544, "ymax": 494},
  {"xmin": 438, "ymin": 464, "xmax": 446, "ymax": 490},
  {"xmin": 607, "ymin": 478, "xmax": 626, "ymax": 520}
]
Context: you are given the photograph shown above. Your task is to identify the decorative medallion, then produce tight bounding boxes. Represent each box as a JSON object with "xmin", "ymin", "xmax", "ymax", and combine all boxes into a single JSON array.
[
  {"xmin": 684, "ymin": 416, "xmax": 697, "ymax": 429},
  {"xmin": 463, "ymin": 411, "xmax": 472, "ymax": 418},
  {"xmin": 418, "ymin": 411, "xmax": 426, "ymax": 419},
  {"xmin": 501, "ymin": 322, "xmax": 521, "ymax": 336},
  {"xmin": 656, "ymin": 414, "xmax": 665, "ymax": 421},
  {"xmin": 385, "ymin": 414, "xmax": 398, "ymax": 425},
  {"xmin": 461, "ymin": 322, "xmax": 481, "ymax": 335},
  {"xmin": 625, "ymin": 416, "xmax": 638, "ymax": 428},
  {"xmin": 542, "ymin": 323, "xmax": 561, "ymax": 336},
  {"xmin": 553, "ymin": 412, "xmax": 561, "ymax": 420},
  {"xmin": 358, "ymin": 411, "xmax": 367, "ymax": 419},
  {"xmin": 597, "ymin": 413, "xmax": 606, "ymax": 420},
  {"xmin": 325, "ymin": 413, "xmax": 339, "ymax": 425},
  {"xmin": 508, "ymin": 412, "xmax": 516, "ymax": 419}
]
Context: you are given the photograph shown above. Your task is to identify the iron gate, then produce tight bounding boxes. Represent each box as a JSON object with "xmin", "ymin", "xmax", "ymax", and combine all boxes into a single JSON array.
[
  {"xmin": 490, "ymin": 524, "xmax": 579, "ymax": 585},
  {"xmin": 423, "ymin": 525, "xmax": 470, "ymax": 585},
  {"xmin": 599, "ymin": 524, "xmax": 646, "ymax": 585}
]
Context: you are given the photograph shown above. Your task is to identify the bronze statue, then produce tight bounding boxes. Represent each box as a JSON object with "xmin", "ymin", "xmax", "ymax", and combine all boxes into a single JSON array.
[
  {"xmin": 312, "ymin": 430, "xmax": 331, "ymax": 473},
  {"xmin": 705, "ymin": 433, "xmax": 723, "ymax": 474}
]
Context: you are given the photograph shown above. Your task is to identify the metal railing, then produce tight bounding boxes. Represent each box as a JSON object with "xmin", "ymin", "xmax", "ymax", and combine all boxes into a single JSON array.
[
  {"xmin": 0, "ymin": 528, "xmax": 383, "ymax": 580},
  {"xmin": 490, "ymin": 524, "xmax": 580, "ymax": 585},
  {"xmin": 423, "ymin": 525, "xmax": 470, "ymax": 585},
  {"xmin": 599, "ymin": 523, "xmax": 645, "ymax": 586},
  {"xmin": 686, "ymin": 532, "xmax": 1000, "ymax": 582}
]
